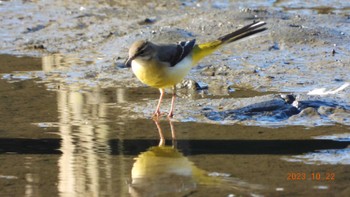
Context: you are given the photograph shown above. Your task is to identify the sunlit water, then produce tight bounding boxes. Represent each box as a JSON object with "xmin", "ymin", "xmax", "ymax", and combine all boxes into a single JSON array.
[{"xmin": 1, "ymin": 55, "xmax": 350, "ymax": 197}]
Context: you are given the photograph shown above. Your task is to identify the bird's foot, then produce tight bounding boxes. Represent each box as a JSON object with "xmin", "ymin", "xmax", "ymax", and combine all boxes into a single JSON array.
[
  {"xmin": 152, "ymin": 110, "xmax": 167, "ymax": 119},
  {"xmin": 152, "ymin": 111, "xmax": 161, "ymax": 119},
  {"xmin": 167, "ymin": 112, "xmax": 174, "ymax": 119},
  {"xmin": 152, "ymin": 111, "xmax": 174, "ymax": 119}
]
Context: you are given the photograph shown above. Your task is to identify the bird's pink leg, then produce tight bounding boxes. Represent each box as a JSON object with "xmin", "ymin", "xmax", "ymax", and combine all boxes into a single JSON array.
[
  {"xmin": 167, "ymin": 86, "xmax": 176, "ymax": 118},
  {"xmin": 153, "ymin": 88, "xmax": 165, "ymax": 117}
]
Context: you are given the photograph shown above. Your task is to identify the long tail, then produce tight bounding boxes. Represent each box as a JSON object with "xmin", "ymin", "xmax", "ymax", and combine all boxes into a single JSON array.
[{"xmin": 191, "ymin": 21, "xmax": 267, "ymax": 64}]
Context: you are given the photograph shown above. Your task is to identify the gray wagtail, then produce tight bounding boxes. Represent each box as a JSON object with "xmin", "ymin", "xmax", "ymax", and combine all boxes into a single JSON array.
[{"xmin": 125, "ymin": 21, "xmax": 267, "ymax": 118}]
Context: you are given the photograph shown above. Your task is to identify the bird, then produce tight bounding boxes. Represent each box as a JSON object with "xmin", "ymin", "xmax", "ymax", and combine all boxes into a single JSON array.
[{"xmin": 125, "ymin": 21, "xmax": 267, "ymax": 118}]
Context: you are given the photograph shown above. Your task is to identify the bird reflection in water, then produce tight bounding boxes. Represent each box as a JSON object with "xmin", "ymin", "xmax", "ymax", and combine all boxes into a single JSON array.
[{"xmin": 128, "ymin": 118, "xmax": 262, "ymax": 196}]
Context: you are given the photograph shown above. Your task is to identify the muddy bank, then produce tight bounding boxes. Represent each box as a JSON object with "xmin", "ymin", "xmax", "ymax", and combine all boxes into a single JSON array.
[{"xmin": 0, "ymin": 0, "xmax": 349, "ymax": 126}]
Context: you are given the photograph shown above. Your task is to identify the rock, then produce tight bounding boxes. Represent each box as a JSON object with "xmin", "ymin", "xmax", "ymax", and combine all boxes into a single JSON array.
[
  {"xmin": 293, "ymin": 99, "xmax": 340, "ymax": 110},
  {"xmin": 280, "ymin": 94, "xmax": 296, "ymax": 104},
  {"xmin": 317, "ymin": 106, "xmax": 335, "ymax": 115},
  {"xmin": 298, "ymin": 107, "xmax": 319, "ymax": 118},
  {"xmin": 176, "ymin": 79, "xmax": 201, "ymax": 90},
  {"xmin": 200, "ymin": 65, "xmax": 231, "ymax": 76},
  {"xmin": 329, "ymin": 113, "xmax": 350, "ymax": 125},
  {"xmin": 200, "ymin": 65, "xmax": 216, "ymax": 76},
  {"xmin": 23, "ymin": 24, "xmax": 46, "ymax": 34},
  {"xmin": 138, "ymin": 18, "xmax": 156, "ymax": 25},
  {"xmin": 204, "ymin": 97, "xmax": 300, "ymax": 122}
]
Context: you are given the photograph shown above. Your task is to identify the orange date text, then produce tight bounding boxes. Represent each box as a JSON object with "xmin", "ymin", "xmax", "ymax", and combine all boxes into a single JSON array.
[{"xmin": 287, "ymin": 172, "xmax": 335, "ymax": 181}]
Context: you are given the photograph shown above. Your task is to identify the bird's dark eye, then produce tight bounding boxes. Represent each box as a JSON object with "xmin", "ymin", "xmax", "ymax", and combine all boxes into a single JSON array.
[{"xmin": 137, "ymin": 50, "xmax": 145, "ymax": 56}]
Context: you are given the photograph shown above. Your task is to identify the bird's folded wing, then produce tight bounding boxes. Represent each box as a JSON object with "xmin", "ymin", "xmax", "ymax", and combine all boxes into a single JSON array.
[{"xmin": 157, "ymin": 39, "xmax": 196, "ymax": 67}]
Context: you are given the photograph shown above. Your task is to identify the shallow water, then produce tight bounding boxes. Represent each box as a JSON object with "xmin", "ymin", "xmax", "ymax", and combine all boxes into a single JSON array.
[{"xmin": 1, "ymin": 55, "xmax": 350, "ymax": 197}]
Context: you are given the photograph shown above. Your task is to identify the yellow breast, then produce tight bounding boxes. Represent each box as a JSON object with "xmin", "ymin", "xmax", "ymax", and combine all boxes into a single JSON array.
[{"xmin": 131, "ymin": 56, "xmax": 193, "ymax": 89}]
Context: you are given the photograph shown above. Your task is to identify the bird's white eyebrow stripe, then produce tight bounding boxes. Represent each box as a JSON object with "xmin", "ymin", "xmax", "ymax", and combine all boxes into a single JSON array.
[{"xmin": 138, "ymin": 42, "xmax": 148, "ymax": 52}]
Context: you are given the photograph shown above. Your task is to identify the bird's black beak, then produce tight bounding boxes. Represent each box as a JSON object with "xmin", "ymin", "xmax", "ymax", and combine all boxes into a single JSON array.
[{"xmin": 124, "ymin": 56, "xmax": 134, "ymax": 68}]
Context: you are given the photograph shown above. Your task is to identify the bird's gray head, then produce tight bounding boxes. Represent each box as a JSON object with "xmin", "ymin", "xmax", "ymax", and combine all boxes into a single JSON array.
[{"xmin": 125, "ymin": 40, "xmax": 155, "ymax": 67}]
